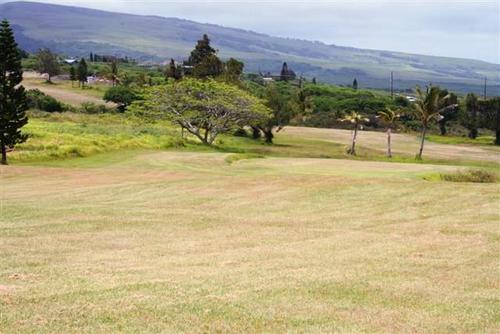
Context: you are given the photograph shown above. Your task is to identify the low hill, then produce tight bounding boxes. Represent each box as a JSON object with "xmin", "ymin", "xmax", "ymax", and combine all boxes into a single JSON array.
[{"xmin": 1, "ymin": 1, "xmax": 499, "ymax": 94}]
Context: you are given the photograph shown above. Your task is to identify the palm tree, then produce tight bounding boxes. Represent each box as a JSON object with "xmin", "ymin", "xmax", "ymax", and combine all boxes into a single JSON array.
[
  {"xmin": 340, "ymin": 111, "xmax": 369, "ymax": 155},
  {"xmin": 413, "ymin": 86, "xmax": 457, "ymax": 159},
  {"xmin": 378, "ymin": 108, "xmax": 401, "ymax": 158}
]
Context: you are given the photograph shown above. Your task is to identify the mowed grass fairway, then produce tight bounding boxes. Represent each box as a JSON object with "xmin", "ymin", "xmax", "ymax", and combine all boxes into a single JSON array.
[{"xmin": 1, "ymin": 142, "xmax": 499, "ymax": 332}]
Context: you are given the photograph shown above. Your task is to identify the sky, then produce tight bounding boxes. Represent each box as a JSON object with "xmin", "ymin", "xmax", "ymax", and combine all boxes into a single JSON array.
[{"xmin": 4, "ymin": 0, "xmax": 500, "ymax": 63}]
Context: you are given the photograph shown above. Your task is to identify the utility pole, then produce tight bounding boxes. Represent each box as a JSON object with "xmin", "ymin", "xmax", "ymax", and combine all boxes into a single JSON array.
[
  {"xmin": 483, "ymin": 77, "xmax": 487, "ymax": 99},
  {"xmin": 390, "ymin": 71, "xmax": 394, "ymax": 98}
]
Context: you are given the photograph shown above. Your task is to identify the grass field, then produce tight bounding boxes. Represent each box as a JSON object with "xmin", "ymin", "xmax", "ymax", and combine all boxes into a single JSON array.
[
  {"xmin": 1, "ymin": 148, "xmax": 499, "ymax": 333},
  {"xmin": 1, "ymin": 82, "xmax": 499, "ymax": 333}
]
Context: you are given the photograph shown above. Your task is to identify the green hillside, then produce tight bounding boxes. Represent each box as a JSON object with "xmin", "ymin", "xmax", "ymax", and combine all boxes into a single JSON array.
[{"xmin": 1, "ymin": 1, "xmax": 499, "ymax": 94}]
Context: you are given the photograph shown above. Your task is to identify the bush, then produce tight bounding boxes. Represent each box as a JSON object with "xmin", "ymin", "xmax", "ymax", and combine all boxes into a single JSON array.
[
  {"xmin": 440, "ymin": 169, "xmax": 497, "ymax": 183},
  {"xmin": 80, "ymin": 102, "xmax": 115, "ymax": 114},
  {"xmin": 26, "ymin": 89, "xmax": 65, "ymax": 112},
  {"xmin": 103, "ymin": 86, "xmax": 138, "ymax": 112}
]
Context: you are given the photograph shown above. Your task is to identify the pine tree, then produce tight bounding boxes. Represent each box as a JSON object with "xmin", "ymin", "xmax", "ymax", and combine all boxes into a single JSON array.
[
  {"xmin": 312, "ymin": 77, "xmax": 317, "ymax": 85},
  {"xmin": 110, "ymin": 60, "xmax": 118, "ymax": 86},
  {"xmin": 69, "ymin": 66, "xmax": 76, "ymax": 87},
  {"xmin": 90, "ymin": 52, "xmax": 94, "ymax": 62},
  {"xmin": 353, "ymin": 78, "xmax": 358, "ymax": 90},
  {"xmin": 0, "ymin": 19, "xmax": 28, "ymax": 165},
  {"xmin": 188, "ymin": 34, "xmax": 223, "ymax": 78},
  {"xmin": 165, "ymin": 58, "xmax": 181, "ymax": 80},
  {"xmin": 77, "ymin": 58, "xmax": 88, "ymax": 88}
]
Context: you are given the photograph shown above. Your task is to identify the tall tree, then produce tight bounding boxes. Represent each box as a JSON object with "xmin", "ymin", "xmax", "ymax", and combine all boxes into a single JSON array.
[
  {"xmin": 352, "ymin": 78, "xmax": 358, "ymax": 90},
  {"xmin": 464, "ymin": 93, "xmax": 479, "ymax": 139},
  {"xmin": 222, "ymin": 58, "xmax": 244, "ymax": 84},
  {"xmin": 188, "ymin": 34, "xmax": 223, "ymax": 78},
  {"xmin": 280, "ymin": 62, "xmax": 296, "ymax": 81},
  {"xmin": 165, "ymin": 58, "xmax": 182, "ymax": 81},
  {"xmin": 0, "ymin": 19, "xmax": 28, "ymax": 165},
  {"xmin": 378, "ymin": 108, "xmax": 401, "ymax": 158},
  {"xmin": 69, "ymin": 66, "xmax": 76, "ymax": 87},
  {"xmin": 478, "ymin": 98, "xmax": 500, "ymax": 145},
  {"xmin": 110, "ymin": 60, "xmax": 118, "ymax": 86},
  {"xmin": 340, "ymin": 111, "xmax": 369, "ymax": 155},
  {"xmin": 36, "ymin": 48, "xmax": 60, "ymax": 83},
  {"xmin": 413, "ymin": 85, "xmax": 457, "ymax": 159},
  {"xmin": 77, "ymin": 58, "xmax": 88, "ymax": 88}
]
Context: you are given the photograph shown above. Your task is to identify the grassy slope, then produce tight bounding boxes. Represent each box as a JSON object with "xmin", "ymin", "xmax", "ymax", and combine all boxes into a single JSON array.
[{"xmin": 1, "ymin": 149, "xmax": 499, "ymax": 333}]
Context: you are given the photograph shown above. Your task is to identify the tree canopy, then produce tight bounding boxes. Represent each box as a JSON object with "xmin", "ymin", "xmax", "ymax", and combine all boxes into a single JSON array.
[{"xmin": 132, "ymin": 78, "xmax": 270, "ymax": 145}]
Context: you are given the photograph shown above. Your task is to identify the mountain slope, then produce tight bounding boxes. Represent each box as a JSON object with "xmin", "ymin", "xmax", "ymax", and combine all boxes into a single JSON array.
[{"xmin": 1, "ymin": 1, "xmax": 499, "ymax": 94}]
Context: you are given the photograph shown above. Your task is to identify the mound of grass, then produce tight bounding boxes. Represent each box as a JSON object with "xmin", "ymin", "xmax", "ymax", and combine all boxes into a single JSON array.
[
  {"xmin": 439, "ymin": 169, "xmax": 498, "ymax": 183},
  {"xmin": 224, "ymin": 153, "xmax": 265, "ymax": 164}
]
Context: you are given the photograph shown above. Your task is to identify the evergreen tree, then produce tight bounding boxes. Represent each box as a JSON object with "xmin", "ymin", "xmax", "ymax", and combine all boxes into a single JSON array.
[
  {"xmin": 312, "ymin": 77, "xmax": 317, "ymax": 85},
  {"xmin": 90, "ymin": 52, "xmax": 94, "ymax": 62},
  {"xmin": 69, "ymin": 66, "xmax": 76, "ymax": 87},
  {"xmin": 0, "ymin": 19, "xmax": 28, "ymax": 165},
  {"xmin": 77, "ymin": 58, "xmax": 88, "ymax": 88},
  {"xmin": 165, "ymin": 58, "xmax": 182, "ymax": 80},
  {"xmin": 110, "ymin": 60, "xmax": 118, "ymax": 86},
  {"xmin": 353, "ymin": 78, "xmax": 358, "ymax": 90},
  {"xmin": 188, "ymin": 34, "xmax": 223, "ymax": 78},
  {"xmin": 465, "ymin": 93, "xmax": 479, "ymax": 139}
]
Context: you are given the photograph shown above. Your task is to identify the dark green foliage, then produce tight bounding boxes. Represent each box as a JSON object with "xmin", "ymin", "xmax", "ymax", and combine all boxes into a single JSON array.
[
  {"xmin": 0, "ymin": 19, "xmax": 28, "ymax": 164},
  {"xmin": 280, "ymin": 62, "xmax": 296, "ymax": 81},
  {"xmin": 26, "ymin": 89, "xmax": 65, "ymax": 112},
  {"xmin": 77, "ymin": 58, "xmax": 88, "ymax": 87},
  {"xmin": 352, "ymin": 78, "xmax": 358, "ymax": 90},
  {"xmin": 69, "ymin": 66, "xmax": 77, "ymax": 83},
  {"xmin": 188, "ymin": 34, "xmax": 223, "ymax": 78},
  {"xmin": 464, "ymin": 93, "xmax": 479, "ymax": 139},
  {"xmin": 36, "ymin": 48, "xmax": 60, "ymax": 82},
  {"xmin": 478, "ymin": 97, "xmax": 500, "ymax": 145},
  {"xmin": 165, "ymin": 58, "xmax": 182, "ymax": 81},
  {"xmin": 103, "ymin": 86, "xmax": 138, "ymax": 112}
]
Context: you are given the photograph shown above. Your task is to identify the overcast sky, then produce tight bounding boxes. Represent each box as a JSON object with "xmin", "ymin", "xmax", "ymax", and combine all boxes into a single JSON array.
[{"xmin": 4, "ymin": 0, "xmax": 500, "ymax": 63}]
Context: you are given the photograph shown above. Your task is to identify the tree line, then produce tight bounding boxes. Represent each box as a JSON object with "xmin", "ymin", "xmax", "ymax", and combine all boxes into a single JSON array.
[{"xmin": 1, "ymin": 19, "xmax": 499, "ymax": 165}]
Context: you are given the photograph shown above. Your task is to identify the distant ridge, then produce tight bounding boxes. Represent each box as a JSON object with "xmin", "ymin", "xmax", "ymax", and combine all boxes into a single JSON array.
[{"xmin": 1, "ymin": 1, "xmax": 499, "ymax": 94}]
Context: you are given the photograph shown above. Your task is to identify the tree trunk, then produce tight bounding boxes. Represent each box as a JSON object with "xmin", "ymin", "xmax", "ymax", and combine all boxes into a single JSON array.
[
  {"xmin": 468, "ymin": 128, "xmax": 478, "ymax": 139},
  {"xmin": 417, "ymin": 126, "xmax": 427, "ymax": 159},
  {"xmin": 438, "ymin": 120, "xmax": 447, "ymax": 136},
  {"xmin": 349, "ymin": 125, "xmax": 358, "ymax": 155},
  {"xmin": 251, "ymin": 126, "xmax": 261, "ymax": 139},
  {"xmin": 263, "ymin": 129, "xmax": 274, "ymax": 144},
  {"xmin": 387, "ymin": 127, "xmax": 392, "ymax": 158},
  {"xmin": 1, "ymin": 142, "xmax": 7, "ymax": 165},
  {"xmin": 495, "ymin": 130, "xmax": 500, "ymax": 146}
]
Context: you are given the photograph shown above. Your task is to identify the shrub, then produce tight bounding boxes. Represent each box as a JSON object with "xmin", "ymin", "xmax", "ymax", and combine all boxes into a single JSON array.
[
  {"xmin": 80, "ymin": 102, "xmax": 115, "ymax": 114},
  {"xmin": 26, "ymin": 89, "xmax": 65, "ymax": 112},
  {"xmin": 103, "ymin": 86, "xmax": 138, "ymax": 112},
  {"xmin": 440, "ymin": 169, "xmax": 497, "ymax": 183}
]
